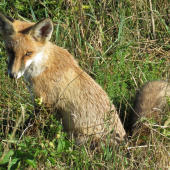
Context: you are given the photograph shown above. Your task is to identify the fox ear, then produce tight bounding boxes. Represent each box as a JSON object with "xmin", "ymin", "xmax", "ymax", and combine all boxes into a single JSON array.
[
  {"xmin": 0, "ymin": 13, "xmax": 16, "ymax": 35},
  {"xmin": 29, "ymin": 18, "xmax": 53, "ymax": 42}
]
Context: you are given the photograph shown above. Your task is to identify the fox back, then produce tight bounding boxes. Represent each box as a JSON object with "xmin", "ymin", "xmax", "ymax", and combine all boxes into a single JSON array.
[
  {"xmin": 0, "ymin": 13, "xmax": 126, "ymax": 146},
  {"xmin": 132, "ymin": 80, "xmax": 170, "ymax": 137}
]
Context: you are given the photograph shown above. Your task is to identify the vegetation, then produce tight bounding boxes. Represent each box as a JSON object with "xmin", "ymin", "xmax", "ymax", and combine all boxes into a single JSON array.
[{"xmin": 0, "ymin": 0, "xmax": 170, "ymax": 169}]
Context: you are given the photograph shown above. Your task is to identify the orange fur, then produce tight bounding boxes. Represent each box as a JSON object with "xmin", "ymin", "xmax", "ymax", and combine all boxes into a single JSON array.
[{"xmin": 0, "ymin": 13, "xmax": 126, "ymax": 146}]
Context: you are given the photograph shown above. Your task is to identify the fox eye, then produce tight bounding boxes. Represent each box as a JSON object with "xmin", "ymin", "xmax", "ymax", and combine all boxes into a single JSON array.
[{"xmin": 25, "ymin": 52, "xmax": 32, "ymax": 56}]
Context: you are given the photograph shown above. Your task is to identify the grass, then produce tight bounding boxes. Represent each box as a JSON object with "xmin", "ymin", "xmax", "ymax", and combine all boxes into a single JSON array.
[{"xmin": 0, "ymin": 0, "xmax": 170, "ymax": 169}]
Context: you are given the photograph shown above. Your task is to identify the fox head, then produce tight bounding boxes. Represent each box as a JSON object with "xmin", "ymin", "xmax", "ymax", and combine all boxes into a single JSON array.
[{"xmin": 0, "ymin": 13, "xmax": 53, "ymax": 79}]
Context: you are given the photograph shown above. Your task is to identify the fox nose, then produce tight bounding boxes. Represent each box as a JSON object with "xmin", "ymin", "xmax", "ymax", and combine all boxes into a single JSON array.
[{"xmin": 10, "ymin": 73, "xmax": 17, "ymax": 79}]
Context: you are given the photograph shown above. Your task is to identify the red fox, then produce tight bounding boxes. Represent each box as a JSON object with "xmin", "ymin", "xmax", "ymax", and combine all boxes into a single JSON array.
[
  {"xmin": 0, "ymin": 13, "xmax": 126, "ymax": 146},
  {"xmin": 132, "ymin": 80, "xmax": 170, "ymax": 138}
]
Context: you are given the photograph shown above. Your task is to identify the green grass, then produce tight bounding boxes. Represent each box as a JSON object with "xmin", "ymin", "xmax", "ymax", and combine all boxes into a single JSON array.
[{"xmin": 0, "ymin": 0, "xmax": 170, "ymax": 169}]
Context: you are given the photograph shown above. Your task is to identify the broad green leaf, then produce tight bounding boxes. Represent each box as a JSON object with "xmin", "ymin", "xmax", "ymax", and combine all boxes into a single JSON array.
[
  {"xmin": 48, "ymin": 157, "xmax": 55, "ymax": 165},
  {"xmin": 8, "ymin": 158, "xmax": 20, "ymax": 170},
  {"xmin": 25, "ymin": 159, "xmax": 37, "ymax": 169},
  {"xmin": 57, "ymin": 139, "xmax": 65, "ymax": 153},
  {"xmin": 0, "ymin": 150, "xmax": 14, "ymax": 165}
]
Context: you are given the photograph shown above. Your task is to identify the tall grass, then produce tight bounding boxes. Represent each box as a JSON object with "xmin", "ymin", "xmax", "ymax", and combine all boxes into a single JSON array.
[{"xmin": 0, "ymin": 0, "xmax": 170, "ymax": 169}]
